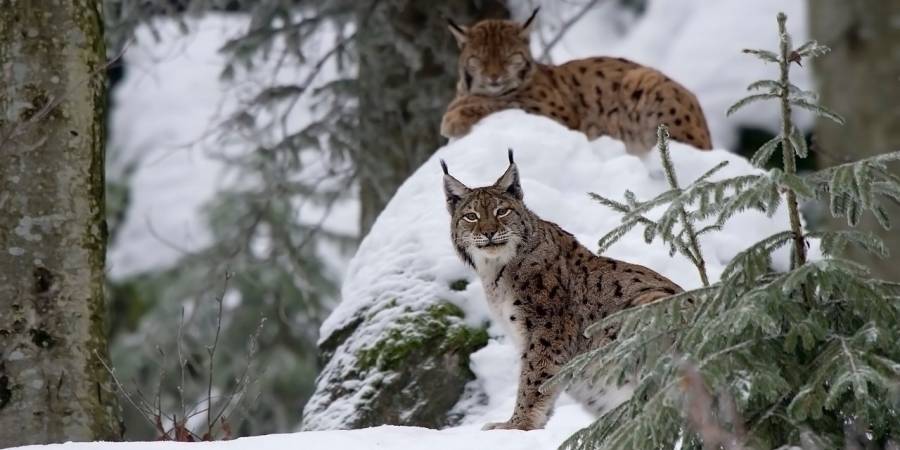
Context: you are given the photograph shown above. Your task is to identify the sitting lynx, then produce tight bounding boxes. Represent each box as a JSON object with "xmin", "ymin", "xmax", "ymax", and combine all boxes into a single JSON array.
[
  {"xmin": 441, "ymin": 10, "xmax": 713, "ymax": 153},
  {"xmin": 441, "ymin": 150, "xmax": 684, "ymax": 430}
]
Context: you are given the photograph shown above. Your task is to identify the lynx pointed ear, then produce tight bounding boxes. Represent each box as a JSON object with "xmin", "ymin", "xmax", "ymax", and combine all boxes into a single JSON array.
[
  {"xmin": 520, "ymin": 7, "xmax": 539, "ymax": 39},
  {"xmin": 447, "ymin": 17, "xmax": 468, "ymax": 48},
  {"xmin": 441, "ymin": 160, "xmax": 471, "ymax": 212},
  {"xmin": 495, "ymin": 152, "xmax": 523, "ymax": 200}
]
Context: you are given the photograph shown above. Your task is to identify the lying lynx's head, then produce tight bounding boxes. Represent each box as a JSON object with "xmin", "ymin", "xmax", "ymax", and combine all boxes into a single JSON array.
[
  {"xmin": 441, "ymin": 150, "xmax": 534, "ymax": 268},
  {"xmin": 447, "ymin": 9, "xmax": 539, "ymax": 97}
]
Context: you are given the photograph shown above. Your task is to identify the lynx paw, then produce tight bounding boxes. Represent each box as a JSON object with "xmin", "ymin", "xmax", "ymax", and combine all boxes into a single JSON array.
[
  {"xmin": 481, "ymin": 420, "xmax": 534, "ymax": 431},
  {"xmin": 440, "ymin": 111, "xmax": 475, "ymax": 139}
]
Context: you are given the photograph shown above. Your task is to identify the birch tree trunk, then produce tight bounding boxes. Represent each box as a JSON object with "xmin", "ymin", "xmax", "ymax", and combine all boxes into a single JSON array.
[
  {"xmin": 809, "ymin": 0, "xmax": 900, "ymax": 281},
  {"xmin": 0, "ymin": 0, "xmax": 121, "ymax": 444}
]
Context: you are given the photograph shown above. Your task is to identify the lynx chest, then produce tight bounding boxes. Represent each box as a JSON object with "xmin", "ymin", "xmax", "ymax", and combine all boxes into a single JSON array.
[{"xmin": 480, "ymin": 266, "xmax": 527, "ymax": 349}]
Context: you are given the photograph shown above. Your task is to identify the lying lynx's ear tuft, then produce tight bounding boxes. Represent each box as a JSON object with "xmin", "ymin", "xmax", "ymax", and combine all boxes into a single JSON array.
[
  {"xmin": 507, "ymin": 148, "xmax": 515, "ymax": 164},
  {"xmin": 441, "ymin": 160, "xmax": 470, "ymax": 212},
  {"xmin": 495, "ymin": 153, "xmax": 523, "ymax": 201},
  {"xmin": 520, "ymin": 7, "xmax": 539, "ymax": 39},
  {"xmin": 447, "ymin": 17, "xmax": 468, "ymax": 48}
]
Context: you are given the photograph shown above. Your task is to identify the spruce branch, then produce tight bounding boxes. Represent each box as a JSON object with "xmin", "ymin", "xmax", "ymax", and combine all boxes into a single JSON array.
[
  {"xmin": 657, "ymin": 125, "xmax": 710, "ymax": 286},
  {"xmin": 774, "ymin": 12, "xmax": 808, "ymax": 271}
]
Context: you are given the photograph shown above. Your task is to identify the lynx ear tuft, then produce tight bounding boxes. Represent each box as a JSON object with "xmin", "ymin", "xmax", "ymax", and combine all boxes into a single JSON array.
[
  {"xmin": 495, "ymin": 154, "xmax": 523, "ymax": 201},
  {"xmin": 447, "ymin": 17, "xmax": 468, "ymax": 47},
  {"xmin": 442, "ymin": 160, "xmax": 471, "ymax": 212},
  {"xmin": 521, "ymin": 7, "xmax": 540, "ymax": 35},
  {"xmin": 507, "ymin": 148, "xmax": 515, "ymax": 165}
]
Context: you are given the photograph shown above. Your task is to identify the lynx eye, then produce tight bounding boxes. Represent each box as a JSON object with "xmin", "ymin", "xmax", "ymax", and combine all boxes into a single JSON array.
[
  {"xmin": 508, "ymin": 53, "xmax": 525, "ymax": 66},
  {"xmin": 463, "ymin": 212, "xmax": 479, "ymax": 222},
  {"xmin": 496, "ymin": 207, "xmax": 511, "ymax": 218}
]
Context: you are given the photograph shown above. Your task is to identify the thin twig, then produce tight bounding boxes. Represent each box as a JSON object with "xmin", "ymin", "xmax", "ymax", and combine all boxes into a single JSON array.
[
  {"xmin": 94, "ymin": 350, "xmax": 159, "ymax": 431},
  {"xmin": 207, "ymin": 272, "xmax": 232, "ymax": 434},
  {"xmin": 176, "ymin": 308, "xmax": 187, "ymax": 428},
  {"xmin": 538, "ymin": 0, "xmax": 604, "ymax": 63}
]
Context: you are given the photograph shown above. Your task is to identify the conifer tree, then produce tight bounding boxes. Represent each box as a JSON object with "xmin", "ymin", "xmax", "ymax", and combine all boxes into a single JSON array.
[{"xmin": 558, "ymin": 12, "xmax": 900, "ymax": 450}]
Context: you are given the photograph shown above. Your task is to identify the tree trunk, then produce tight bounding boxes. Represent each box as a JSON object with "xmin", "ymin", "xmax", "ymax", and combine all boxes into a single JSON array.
[
  {"xmin": 809, "ymin": 0, "xmax": 900, "ymax": 281},
  {"xmin": 354, "ymin": 1, "xmax": 509, "ymax": 236},
  {"xmin": 0, "ymin": 0, "xmax": 121, "ymax": 444}
]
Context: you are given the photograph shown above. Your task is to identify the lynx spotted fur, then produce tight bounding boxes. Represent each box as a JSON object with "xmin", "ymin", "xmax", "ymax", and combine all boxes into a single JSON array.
[
  {"xmin": 442, "ymin": 10, "xmax": 713, "ymax": 153},
  {"xmin": 441, "ymin": 150, "xmax": 683, "ymax": 430}
]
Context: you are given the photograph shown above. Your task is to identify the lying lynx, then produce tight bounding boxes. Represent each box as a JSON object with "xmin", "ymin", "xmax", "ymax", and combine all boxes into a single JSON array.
[
  {"xmin": 441, "ymin": 150, "xmax": 684, "ymax": 430},
  {"xmin": 442, "ymin": 10, "xmax": 713, "ymax": 153}
]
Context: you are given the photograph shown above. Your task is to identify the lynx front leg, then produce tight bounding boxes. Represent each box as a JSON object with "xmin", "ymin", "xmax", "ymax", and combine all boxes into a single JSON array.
[
  {"xmin": 483, "ymin": 333, "xmax": 564, "ymax": 431},
  {"xmin": 440, "ymin": 95, "xmax": 514, "ymax": 139}
]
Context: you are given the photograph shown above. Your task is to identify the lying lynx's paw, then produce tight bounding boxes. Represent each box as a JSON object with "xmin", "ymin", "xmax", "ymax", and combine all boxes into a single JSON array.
[{"xmin": 440, "ymin": 110, "xmax": 476, "ymax": 139}]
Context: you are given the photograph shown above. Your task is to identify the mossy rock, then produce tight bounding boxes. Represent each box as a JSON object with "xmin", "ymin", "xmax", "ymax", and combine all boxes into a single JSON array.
[
  {"xmin": 302, "ymin": 300, "xmax": 488, "ymax": 430},
  {"xmin": 356, "ymin": 302, "xmax": 487, "ymax": 372}
]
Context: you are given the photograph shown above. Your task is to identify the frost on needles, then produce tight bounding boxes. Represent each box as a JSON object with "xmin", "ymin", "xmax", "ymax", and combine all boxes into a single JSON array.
[{"xmin": 555, "ymin": 12, "xmax": 900, "ymax": 450}]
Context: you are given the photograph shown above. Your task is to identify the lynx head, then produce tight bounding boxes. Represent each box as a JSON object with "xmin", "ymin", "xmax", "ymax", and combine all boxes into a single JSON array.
[
  {"xmin": 441, "ymin": 150, "xmax": 533, "ymax": 268},
  {"xmin": 447, "ymin": 9, "xmax": 539, "ymax": 97}
]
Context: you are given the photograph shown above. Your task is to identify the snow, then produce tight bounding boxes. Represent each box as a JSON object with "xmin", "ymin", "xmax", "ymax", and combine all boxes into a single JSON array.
[{"xmin": 13, "ymin": 424, "xmax": 583, "ymax": 450}]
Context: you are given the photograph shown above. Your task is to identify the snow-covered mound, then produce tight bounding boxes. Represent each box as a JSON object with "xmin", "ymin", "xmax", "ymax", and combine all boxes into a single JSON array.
[{"xmin": 305, "ymin": 110, "xmax": 813, "ymax": 435}]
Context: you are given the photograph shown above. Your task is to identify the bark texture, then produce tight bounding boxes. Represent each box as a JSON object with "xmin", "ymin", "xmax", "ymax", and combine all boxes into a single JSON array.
[
  {"xmin": 354, "ymin": 1, "xmax": 509, "ymax": 235},
  {"xmin": 809, "ymin": 0, "xmax": 900, "ymax": 281},
  {"xmin": 0, "ymin": 0, "xmax": 121, "ymax": 444}
]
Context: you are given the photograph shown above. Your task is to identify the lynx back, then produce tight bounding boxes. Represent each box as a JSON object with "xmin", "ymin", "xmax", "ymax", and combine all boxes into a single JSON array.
[{"xmin": 442, "ymin": 11, "xmax": 713, "ymax": 153}]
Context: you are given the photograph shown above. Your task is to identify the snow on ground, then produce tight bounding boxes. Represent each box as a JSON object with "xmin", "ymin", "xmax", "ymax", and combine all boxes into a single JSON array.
[{"xmin": 13, "ymin": 423, "xmax": 587, "ymax": 450}]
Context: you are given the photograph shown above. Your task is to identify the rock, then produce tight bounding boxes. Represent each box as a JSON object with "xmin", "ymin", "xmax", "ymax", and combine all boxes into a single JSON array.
[{"xmin": 301, "ymin": 300, "xmax": 488, "ymax": 430}]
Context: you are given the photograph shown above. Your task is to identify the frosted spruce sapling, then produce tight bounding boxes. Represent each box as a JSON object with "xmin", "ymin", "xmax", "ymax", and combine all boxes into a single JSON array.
[
  {"xmin": 442, "ymin": 9, "xmax": 713, "ymax": 153},
  {"xmin": 441, "ymin": 150, "xmax": 684, "ymax": 430},
  {"xmin": 557, "ymin": 13, "xmax": 900, "ymax": 450}
]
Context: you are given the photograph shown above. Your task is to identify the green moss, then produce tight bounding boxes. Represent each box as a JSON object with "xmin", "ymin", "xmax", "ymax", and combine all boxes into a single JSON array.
[
  {"xmin": 356, "ymin": 301, "xmax": 488, "ymax": 372},
  {"xmin": 449, "ymin": 279, "xmax": 469, "ymax": 291}
]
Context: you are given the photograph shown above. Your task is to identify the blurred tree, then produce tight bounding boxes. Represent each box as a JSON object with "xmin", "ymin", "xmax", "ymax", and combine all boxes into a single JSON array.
[
  {"xmin": 0, "ymin": 0, "xmax": 122, "ymax": 444},
  {"xmin": 809, "ymin": 0, "xmax": 900, "ymax": 281},
  {"xmin": 354, "ymin": 0, "xmax": 509, "ymax": 234}
]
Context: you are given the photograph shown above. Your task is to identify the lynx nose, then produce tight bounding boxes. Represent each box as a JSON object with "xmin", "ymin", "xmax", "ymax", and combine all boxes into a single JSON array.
[{"xmin": 484, "ymin": 231, "xmax": 495, "ymax": 241}]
